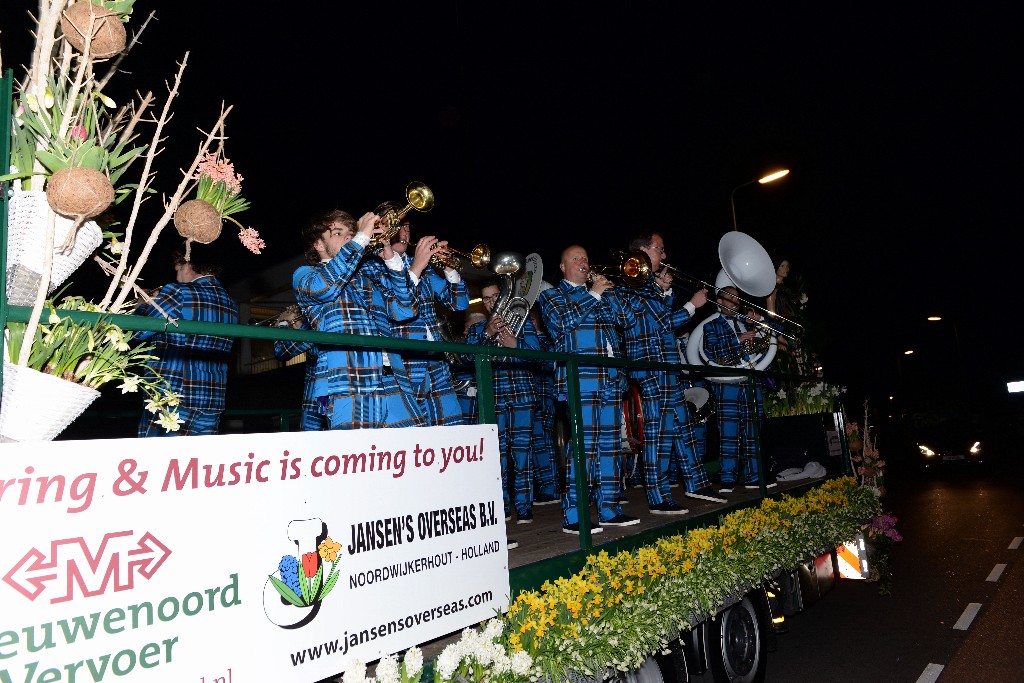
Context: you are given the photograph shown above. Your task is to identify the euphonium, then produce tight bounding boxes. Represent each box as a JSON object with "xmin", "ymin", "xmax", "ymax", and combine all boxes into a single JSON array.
[{"xmin": 486, "ymin": 252, "xmax": 531, "ymax": 342}]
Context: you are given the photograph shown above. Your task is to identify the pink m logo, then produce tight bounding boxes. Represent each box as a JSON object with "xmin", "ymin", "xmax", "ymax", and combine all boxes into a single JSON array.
[{"xmin": 3, "ymin": 530, "xmax": 171, "ymax": 603}]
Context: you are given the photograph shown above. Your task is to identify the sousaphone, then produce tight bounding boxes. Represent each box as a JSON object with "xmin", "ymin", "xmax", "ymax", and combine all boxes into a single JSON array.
[{"xmin": 685, "ymin": 232, "xmax": 778, "ymax": 383}]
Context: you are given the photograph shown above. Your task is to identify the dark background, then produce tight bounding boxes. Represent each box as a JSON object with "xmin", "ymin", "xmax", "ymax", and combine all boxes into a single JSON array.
[{"xmin": 3, "ymin": 4, "xmax": 1021, "ymax": 436}]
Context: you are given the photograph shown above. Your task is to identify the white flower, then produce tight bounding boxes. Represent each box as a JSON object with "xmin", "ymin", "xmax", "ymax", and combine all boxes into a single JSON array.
[
  {"xmin": 144, "ymin": 398, "xmax": 161, "ymax": 414},
  {"xmin": 510, "ymin": 650, "xmax": 533, "ymax": 675},
  {"xmin": 435, "ymin": 643, "xmax": 462, "ymax": 680},
  {"xmin": 374, "ymin": 654, "xmax": 400, "ymax": 683},
  {"xmin": 108, "ymin": 239, "xmax": 124, "ymax": 255},
  {"xmin": 118, "ymin": 377, "xmax": 140, "ymax": 393},
  {"xmin": 402, "ymin": 647, "xmax": 424, "ymax": 679},
  {"xmin": 156, "ymin": 410, "xmax": 184, "ymax": 432},
  {"xmin": 341, "ymin": 659, "xmax": 368, "ymax": 683}
]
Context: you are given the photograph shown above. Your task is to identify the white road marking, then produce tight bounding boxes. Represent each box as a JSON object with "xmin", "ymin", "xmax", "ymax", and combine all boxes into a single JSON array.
[
  {"xmin": 915, "ymin": 663, "xmax": 944, "ymax": 683},
  {"xmin": 1009, "ymin": 536, "xmax": 1022, "ymax": 550},
  {"xmin": 953, "ymin": 603, "xmax": 982, "ymax": 630},
  {"xmin": 987, "ymin": 564, "xmax": 1007, "ymax": 582}
]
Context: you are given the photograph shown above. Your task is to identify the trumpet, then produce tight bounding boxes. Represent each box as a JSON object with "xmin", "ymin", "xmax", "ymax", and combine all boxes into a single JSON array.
[
  {"xmin": 367, "ymin": 181, "xmax": 435, "ymax": 249},
  {"xmin": 404, "ymin": 240, "xmax": 491, "ymax": 272}
]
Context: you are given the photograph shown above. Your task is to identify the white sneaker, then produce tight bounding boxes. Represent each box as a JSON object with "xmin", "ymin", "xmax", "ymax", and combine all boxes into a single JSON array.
[{"xmin": 507, "ymin": 539, "xmax": 519, "ymax": 550}]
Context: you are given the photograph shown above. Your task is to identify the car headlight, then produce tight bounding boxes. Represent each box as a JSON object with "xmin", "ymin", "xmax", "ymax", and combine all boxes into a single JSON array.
[{"xmin": 919, "ymin": 444, "xmax": 936, "ymax": 457}]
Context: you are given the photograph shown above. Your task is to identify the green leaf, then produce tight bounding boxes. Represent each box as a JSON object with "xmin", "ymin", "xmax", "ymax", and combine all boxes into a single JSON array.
[
  {"xmin": 314, "ymin": 564, "xmax": 325, "ymax": 597},
  {"xmin": 35, "ymin": 150, "xmax": 67, "ymax": 173},
  {"xmin": 298, "ymin": 567, "xmax": 311, "ymax": 605},
  {"xmin": 268, "ymin": 575, "xmax": 306, "ymax": 607},
  {"xmin": 320, "ymin": 571, "xmax": 340, "ymax": 599}
]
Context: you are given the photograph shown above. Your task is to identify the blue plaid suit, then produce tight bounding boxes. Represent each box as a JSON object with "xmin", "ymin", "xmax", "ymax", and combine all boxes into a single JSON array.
[
  {"xmin": 701, "ymin": 313, "xmax": 778, "ymax": 485},
  {"xmin": 538, "ymin": 279, "xmax": 634, "ymax": 525},
  {"xmin": 136, "ymin": 275, "xmax": 238, "ymax": 436},
  {"xmin": 620, "ymin": 283, "xmax": 710, "ymax": 504},
  {"xmin": 293, "ymin": 241, "xmax": 423, "ymax": 429},
  {"xmin": 466, "ymin": 316, "xmax": 543, "ymax": 517},
  {"xmin": 388, "ymin": 256, "xmax": 470, "ymax": 426},
  {"xmin": 531, "ymin": 325, "xmax": 559, "ymax": 499},
  {"xmin": 274, "ymin": 337, "xmax": 323, "ymax": 431}
]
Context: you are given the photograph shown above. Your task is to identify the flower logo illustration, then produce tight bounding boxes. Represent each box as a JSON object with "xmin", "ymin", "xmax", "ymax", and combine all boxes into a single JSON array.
[
  {"xmin": 271, "ymin": 536, "xmax": 342, "ymax": 608},
  {"xmin": 263, "ymin": 518, "xmax": 342, "ymax": 629}
]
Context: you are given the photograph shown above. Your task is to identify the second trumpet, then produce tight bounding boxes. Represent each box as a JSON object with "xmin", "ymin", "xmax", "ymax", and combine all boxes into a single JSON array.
[{"xmin": 405, "ymin": 240, "xmax": 491, "ymax": 272}]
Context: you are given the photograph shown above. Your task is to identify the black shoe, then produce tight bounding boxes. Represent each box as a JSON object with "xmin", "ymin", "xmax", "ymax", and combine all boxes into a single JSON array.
[
  {"xmin": 507, "ymin": 539, "xmax": 519, "ymax": 549},
  {"xmin": 685, "ymin": 486, "xmax": 729, "ymax": 503},
  {"xmin": 505, "ymin": 511, "xmax": 513, "ymax": 522},
  {"xmin": 600, "ymin": 513, "xmax": 640, "ymax": 527},
  {"xmin": 718, "ymin": 483, "xmax": 735, "ymax": 493},
  {"xmin": 517, "ymin": 510, "xmax": 534, "ymax": 525},
  {"xmin": 743, "ymin": 481, "xmax": 777, "ymax": 490},
  {"xmin": 533, "ymin": 493, "xmax": 560, "ymax": 506},
  {"xmin": 649, "ymin": 501, "xmax": 689, "ymax": 515},
  {"xmin": 562, "ymin": 521, "xmax": 604, "ymax": 535}
]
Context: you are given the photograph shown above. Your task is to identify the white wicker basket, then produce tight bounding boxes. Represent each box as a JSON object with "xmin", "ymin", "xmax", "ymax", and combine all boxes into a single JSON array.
[
  {"xmin": 0, "ymin": 361, "xmax": 101, "ymax": 442},
  {"xmin": 5, "ymin": 190, "xmax": 104, "ymax": 306}
]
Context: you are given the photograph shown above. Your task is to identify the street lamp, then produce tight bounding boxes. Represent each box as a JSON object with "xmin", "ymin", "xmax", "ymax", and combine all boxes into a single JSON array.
[
  {"xmin": 730, "ymin": 168, "xmax": 790, "ymax": 231},
  {"xmin": 926, "ymin": 315, "xmax": 961, "ymax": 359}
]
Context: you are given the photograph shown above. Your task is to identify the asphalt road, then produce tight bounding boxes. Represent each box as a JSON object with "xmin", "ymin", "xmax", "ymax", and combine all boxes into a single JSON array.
[{"xmin": 767, "ymin": 460, "xmax": 1024, "ymax": 682}]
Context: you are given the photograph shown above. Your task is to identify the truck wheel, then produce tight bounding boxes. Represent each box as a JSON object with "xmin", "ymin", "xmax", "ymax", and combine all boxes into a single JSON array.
[
  {"xmin": 605, "ymin": 655, "xmax": 667, "ymax": 683},
  {"xmin": 705, "ymin": 596, "xmax": 767, "ymax": 683}
]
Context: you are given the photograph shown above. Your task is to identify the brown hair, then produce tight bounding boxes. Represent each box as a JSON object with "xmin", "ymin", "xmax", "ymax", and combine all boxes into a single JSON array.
[{"xmin": 301, "ymin": 209, "xmax": 356, "ymax": 265}]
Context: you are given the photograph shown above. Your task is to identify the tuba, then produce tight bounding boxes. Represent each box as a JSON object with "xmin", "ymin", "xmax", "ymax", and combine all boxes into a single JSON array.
[{"xmin": 684, "ymin": 232, "xmax": 779, "ymax": 383}]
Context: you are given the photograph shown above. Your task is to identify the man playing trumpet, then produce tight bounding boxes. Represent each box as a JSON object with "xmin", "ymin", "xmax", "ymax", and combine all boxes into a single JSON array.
[
  {"xmin": 384, "ymin": 219, "xmax": 470, "ymax": 426},
  {"xmin": 538, "ymin": 245, "xmax": 639, "ymax": 534}
]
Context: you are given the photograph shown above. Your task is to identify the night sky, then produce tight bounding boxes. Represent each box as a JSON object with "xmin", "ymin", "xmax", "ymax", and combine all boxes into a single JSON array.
[{"xmin": 3, "ymin": 4, "xmax": 1020, "ymax": 415}]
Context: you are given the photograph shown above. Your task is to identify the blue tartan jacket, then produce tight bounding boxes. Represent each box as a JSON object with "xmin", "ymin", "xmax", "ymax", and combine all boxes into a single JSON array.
[
  {"xmin": 293, "ymin": 240, "xmax": 417, "ymax": 396},
  {"xmin": 387, "ymin": 256, "xmax": 469, "ymax": 392},
  {"xmin": 136, "ymin": 275, "xmax": 238, "ymax": 411},
  {"xmin": 537, "ymin": 279, "xmax": 634, "ymax": 398},
  {"xmin": 464, "ymin": 315, "xmax": 543, "ymax": 405},
  {"xmin": 619, "ymin": 281, "xmax": 696, "ymax": 379},
  {"xmin": 701, "ymin": 313, "xmax": 782, "ymax": 367}
]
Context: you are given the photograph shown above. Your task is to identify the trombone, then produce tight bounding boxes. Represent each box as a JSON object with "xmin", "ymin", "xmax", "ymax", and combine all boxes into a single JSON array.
[
  {"xmin": 403, "ymin": 239, "xmax": 491, "ymax": 272},
  {"xmin": 657, "ymin": 259, "xmax": 803, "ymax": 340},
  {"xmin": 587, "ymin": 250, "xmax": 652, "ymax": 287}
]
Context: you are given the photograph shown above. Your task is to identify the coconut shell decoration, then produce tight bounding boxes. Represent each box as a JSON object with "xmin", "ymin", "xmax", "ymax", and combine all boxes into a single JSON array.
[
  {"xmin": 174, "ymin": 199, "xmax": 223, "ymax": 260},
  {"xmin": 46, "ymin": 166, "xmax": 115, "ymax": 219},
  {"xmin": 60, "ymin": 1, "xmax": 127, "ymax": 60}
]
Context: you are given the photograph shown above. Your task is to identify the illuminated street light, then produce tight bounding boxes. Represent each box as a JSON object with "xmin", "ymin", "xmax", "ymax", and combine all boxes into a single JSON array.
[
  {"xmin": 904, "ymin": 349, "xmax": 914, "ymax": 355},
  {"xmin": 927, "ymin": 315, "xmax": 962, "ymax": 358},
  {"xmin": 730, "ymin": 168, "xmax": 790, "ymax": 231}
]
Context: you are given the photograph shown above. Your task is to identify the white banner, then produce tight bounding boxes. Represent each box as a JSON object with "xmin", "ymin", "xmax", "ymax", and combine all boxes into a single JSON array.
[{"xmin": 0, "ymin": 425, "xmax": 509, "ymax": 682}]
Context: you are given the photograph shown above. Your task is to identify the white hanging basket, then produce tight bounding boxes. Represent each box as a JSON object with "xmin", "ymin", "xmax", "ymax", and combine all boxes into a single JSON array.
[
  {"xmin": 4, "ymin": 190, "xmax": 104, "ymax": 306},
  {"xmin": 0, "ymin": 361, "xmax": 100, "ymax": 442}
]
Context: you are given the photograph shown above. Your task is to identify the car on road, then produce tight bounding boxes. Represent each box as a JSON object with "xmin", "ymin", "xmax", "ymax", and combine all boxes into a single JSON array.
[{"xmin": 918, "ymin": 437, "xmax": 984, "ymax": 470}]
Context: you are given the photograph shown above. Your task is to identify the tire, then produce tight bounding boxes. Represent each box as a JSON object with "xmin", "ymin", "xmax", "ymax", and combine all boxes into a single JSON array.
[
  {"xmin": 704, "ymin": 596, "xmax": 767, "ymax": 683},
  {"xmin": 604, "ymin": 655, "xmax": 668, "ymax": 683}
]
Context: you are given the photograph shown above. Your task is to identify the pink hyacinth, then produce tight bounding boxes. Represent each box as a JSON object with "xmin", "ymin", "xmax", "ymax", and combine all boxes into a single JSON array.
[
  {"xmin": 238, "ymin": 227, "xmax": 265, "ymax": 255},
  {"xmin": 195, "ymin": 151, "xmax": 243, "ymax": 195}
]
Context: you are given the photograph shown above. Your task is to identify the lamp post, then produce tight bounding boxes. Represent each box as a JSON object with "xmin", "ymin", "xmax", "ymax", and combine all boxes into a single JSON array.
[
  {"xmin": 730, "ymin": 168, "xmax": 790, "ymax": 231},
  {"xmin": 926, "ymin": 315, "xmax": 961, "ymax": 359}
]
